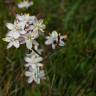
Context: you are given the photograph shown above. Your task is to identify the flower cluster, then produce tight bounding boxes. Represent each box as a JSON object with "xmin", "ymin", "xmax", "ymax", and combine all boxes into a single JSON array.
[
  {"xmin": 3, "ymin": 14, "xmax": 46, "ymax": 50},
  {"xmin": 18, "ymin": 0, "xmax": 33, "ymax": 9},
  {"xmin": 25, "ymin": 50, "xmax": 45, "ymax": 84},
  {"xmin": 3, "ymin": 1, "xmax": 67, "ymax": 85},
  {"xmin": 3, "ymin": 13, "xmax": 46, "ymax": 84}
]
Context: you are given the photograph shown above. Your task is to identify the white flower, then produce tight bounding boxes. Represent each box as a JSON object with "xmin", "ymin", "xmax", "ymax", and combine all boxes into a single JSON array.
[
  {"xmin": 18, "ymin": 0, "xmax": 33, "ymax": 9},
  {"xmin": 3, "ymin": 36, "xmax": 20, "ymax": 49},
  {"xmin": 24, "ymin": 31, "xmax": 39, "ymax": 50},
  {"xmin": 25, "ymin": 50, "xmax": 43, "ymax": 64},
  {"xmin": 6, "ymin": 23, "xmax": 20, "ymax": 38},
  {"xmin": 32, "ymin": 18, "xmax": 46, "ymax": 33},
  {"xmin": 16, "ymin": 14, "xmax": 35, "ymax": 24},
  {"xmin": 59, "ymin": 36, "xmax": 65, "ymax": 46},
  {"xmin": 45, "ymin": 31, "xmax": 58, "ymax": 49},
  {"xmin": 3, "ymin": 21, "xmax": 26, "ymax": 48},
  {"xmin": 4, "ymin": 14, "xmax": 46, "ymax": 50},
  {"xmin": 6, "ymin": 21, "xmax": 26, "ymax": 35},
  {"xmin": 25, "ymin": 50, "xmax": 45, "ymax": 84},
  {"xmin": 25, "ymin": 64, "xmax": 45, "ymax": 84},
  {"xmin": 6, "ymin": 31, "xmax": 20, "ymax": 39},
  {"xmin": 45, "ymin": 31, "xmax": 67, "ymax": 49}
]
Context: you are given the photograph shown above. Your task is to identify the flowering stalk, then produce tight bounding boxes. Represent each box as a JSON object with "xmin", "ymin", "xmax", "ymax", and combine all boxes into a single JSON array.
[{"xmin": 3, "ymin": 0, "xmax": 67, "ymax": 84}]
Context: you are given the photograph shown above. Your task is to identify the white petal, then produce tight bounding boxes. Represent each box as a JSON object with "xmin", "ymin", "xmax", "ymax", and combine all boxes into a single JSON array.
[
  {"xmin": 32, "ymin": 65, "xmax": 37, "ymax": 70},
  {"xmin": 25, "ymin": 63, "xmax": 35, "ymax": 68},
  {"xmin": 28, "ymin": 77, "xmax": 33, "ymax": 84},
  {"xmin": 18, "ymin": 23, "xmax": 25, "ymax": 29},
  {"xmin": 46, "ymin": 36, "xmax": 50, "ymax": 39},
  {"xmin": 59, "ymin": 41, "xmax": 65, "ymax": 46},
  {"xmin": 45, "ymin": 39, "xmax": 52, "ymax": 45},
  {"xmin": 13, "ymin": 40, "xmax": 20, "ymax": 48},
  {"xmin": 41, "ymin": 24, "xmax": 46, "ymax": 30},
  {"xmin": 35, "ymin": 78, "xmax": 40, "ymax": 84},
  {"xmin": 40, "ymin": 28, "xmax": 44, "ymax": 32},
  {"xmin": 33, "ymin": 17, "xmax": 38, "ymax": 25},
  {"xmin": 34, "ymin": 57, "xmax": 43, "ymax": 64},
  {"xmin": 7, "ymin": 31, "xmax": 20, "ymax": 39},
  {"xmin": 52, "ymin": 44, "xmax": 56, "ymax": 49},
  {"xmin": 26, "ymin": 40, "xmax": 32, "ymax": 50},
  {"xmin": 13, "ymin": 32, "xmax": 20, "ymax": 39},
  {"xmin": 32, "ymin": 40, "xmax": 39, "ymax": 50},
  {"xmin": 16, "ymin": 14, "xmax": 24, "ymax": 21},
  {"xmin": 6, "ymin": 23, "xmax": 14, "ymax": 30},
  {"xmin": 51, "ymin": 31, "xmax": 58, "ymax": 38},
  {"xmin": 25, "ymin": 63, "xmax": 30, "ymax": 67},
  {"xmin": 25, "ymin": 57, "xmax": 31, "ymax": 63},
  {"xmin": 20, "ymin": 30, "xmax": 26, "ymax": 34},
  {"xmin": 18, "ymin": 1, "xmax": 33, "ymax": 9},
  {"xmin": 60, "ymin": 36, "xmax": 64, "ymax": 39},
  {"xmin": 25, "ymin": 71, "xmax": 32, "ymax": 76},
  {"xmin": 3, "ymin": 37, "xmax": 10, "ymax": 42},
  {"xmin": 34, "ymin": 45, "xmax": 38, "ymax": 51},
  {"xmin": 39, "ymin": 19, "xmax": 43, "ymax": 24},
  {"xmin": 18, "ymin": 3, "xmax": 24, "ymax": 8},
  {"xmin": 7, "ymin": 42, "xmax": 13, "ymax": 49}
]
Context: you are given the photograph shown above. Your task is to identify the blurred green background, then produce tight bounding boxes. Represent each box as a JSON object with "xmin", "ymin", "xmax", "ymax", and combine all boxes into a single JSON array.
[{"xmin": 0, "ymin": 0, "xmax": 96, "ymax": 96}]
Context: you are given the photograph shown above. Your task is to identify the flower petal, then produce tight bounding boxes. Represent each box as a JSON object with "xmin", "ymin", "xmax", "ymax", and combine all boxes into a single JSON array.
[
  {"xmin": 25, "ymin": 57, "xmax": 31, "ymax": 63},
  {"xmin": 52, "ymin": 44, "xmax": 56, "ymax": 49},
  {"xmin": 6, "ymin": 23, "xmax": 14, "ymax": 30},
  {"xmin": 51, "ymin": 31, "xmax": 58, "ymax": 38},
  {"xmin": 59, "ymin": 41, "xmax": 65, "ymax": 46},
  {"xmin": 7, "ymin": 31, "xmax": 20, "ymax": 39},
  {"xmin": 7, "ymin": 42, "xmax": 13, "ymax": 49},
  {"xmin": 34, "ymin": 57, "xmax": 43, "ymax": 64},
  {"xmin": 25, "ymin": 71, "xmax": 32, "ymax": 76},
  {"xmin": 3, "ymin": 37, "xmax": 10, "ymax": 42},
  {"xmin": 45, "ymin": 39, "xmax": 52, "ymax": 45},
  {"xmin": 20, "ymin": 30, "xmax": 26, "ymax": 34},
  {"xmin": 26, "ymin": 39, "xmax": 32, "ymax": 50},
  {"xmin": 28, "ymin": 77, "xmax": 33, "ymax": 84},
  {"xmin": 13, "ymin": 40, "xmax": 20, "ymax": 48}
]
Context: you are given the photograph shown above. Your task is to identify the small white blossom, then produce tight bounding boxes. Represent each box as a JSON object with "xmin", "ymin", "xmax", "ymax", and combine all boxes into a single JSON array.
[
  {"xmin": 25, "ymin": 64, "xmax": 45, "ymax": 84},
  {"xmin": 45, "ymin": 31, "xmax": 58, "ymax": 49},
  {"xmin": 6, "ymin": 21, "xmax": 26, "ymax": 35},
  {"xmin": 3, "ymin": 36, "xmax": 20, "ymax": 49},
  {"xmin": 25, "ymin": 50, "xmax": 43, "ymax": 65},
  {"xmin": 16, "ymin": 14, "xmax": 35, "ymax": 24},
  {"xmin": 59, "ymin": 35, "xmax": 65, "ymax": 46},
  {"xmin": 18, "ymin": 0, "xmax": 33, "ymax": 9},
  {"xmin": 23, "ymin": 31, "xmax": 39, "ymax": 49},
  {"xmin": 6, "ymin": 22, "xmax": 20, "ymax": 38},
  {"xmin": 25, "ymin": 50, "xmax": 45, "ymax": 84},
  {"xmin": 45, "ymin": 31, "xmax": 67, "ymax": 49},
  {"xmin": 32, "ymin": 18, "xmax": 46, "ymax": 33},
  {"xmin": 3, "ymin": 21, "xmax": 25, "ymax": 48}
]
